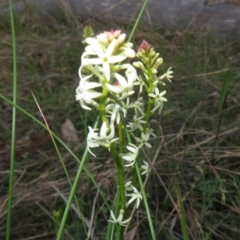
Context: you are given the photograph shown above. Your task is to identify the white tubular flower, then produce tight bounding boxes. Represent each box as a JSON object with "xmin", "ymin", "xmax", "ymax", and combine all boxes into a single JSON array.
[
  {"xmin": 127, "ymin": 115, "xmax": 146, "ymax": 132},
  {"xmin": 87, "ymin": 127, "xmax": 100, "ymax": 157},
  {"xmin": 125, "ymin": 181, "xmax": 133, "ymax": 191},
  {"xmin": 141, "ymin": 160, "xmax": 150, "ymax": 176},
  {"xmin": 119, "ymin": 143, "xmax": 138, "ymax": 167},
  {"xmin": 120, "ymin": 97, "xmax": 144, "ymax": 118},
  {"xmin": 151, "ymin": 100, "xmax": 164, "ymax": 115},
  {"xmin": 81, "ymin": 38, "xmax": 126, "ymax": 81},
  {"xmin": 76, "ymin": 74, "xmax": 102, "ymax": 110},
  {"xmin": 135, "ymin": 132, "xmax": 152, "ymax": 149},
  {"xmin": 79, "ymin": 64, "xmax": 104, "ymax": 82},
  {"xmin": 87, "ymin": 122, "xmax": 118, "ymax": 156},
  {"xmin": 108, "ymin": 209, "xmax": 130, "ymax": 226},
  {"xmin": 106, "ymin": 64, "xmax": 137, "ymax": 99},
  {"xmin": 121, "ymin": 43, "xmax": 135, "ymax": 58},
  {"xmin": 134, "ymin": 75, "xmax": 146, "ymax": 93},
  {"xmin": 119, "ymin": 97, "xmax": 131, "ymax": 116},
  {"xmin": 98, "ymin": 122, "xmax": 119, "ymax": 148},
  {"xmin": 148, "ymin": 88, "xmax": 167, "ymax": 104},
  {"xmin": 126, "ymin": 186, "xmax": 142, "ymax": 209},
  {"xmin": 106, "ymin": 103, "xmax": 126, "ymax": 124},
  {"xmin": 145, "ymin": 128, "xmax": 157, "ymax": 137},
  {"xmin": 159, "ymin": 67, "xmax": 173, "ymax": 82},
  {"xmin": 149, "ymin": 88, "xmax": 166, "ymax": 115},
  {"xmin": 131, "ymin": 98, "xmax": 145, "ymax": 116}
]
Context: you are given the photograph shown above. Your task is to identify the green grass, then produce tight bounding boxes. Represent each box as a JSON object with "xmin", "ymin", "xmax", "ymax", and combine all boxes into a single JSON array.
[{"xmin": 1, "ymin": 4, "xmax": 240, "ymax": 240}]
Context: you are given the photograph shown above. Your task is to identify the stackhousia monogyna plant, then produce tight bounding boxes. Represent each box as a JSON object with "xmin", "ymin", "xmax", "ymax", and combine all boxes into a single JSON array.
[{"xmin": 76, "ymin": 26, "xmax": 173, "ymax": 235}]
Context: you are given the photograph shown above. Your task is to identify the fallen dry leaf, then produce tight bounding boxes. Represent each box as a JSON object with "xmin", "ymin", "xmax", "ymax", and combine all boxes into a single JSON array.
[{"xmin": 61, "ymin": 119, "xmax": 79, "ymax": 144}]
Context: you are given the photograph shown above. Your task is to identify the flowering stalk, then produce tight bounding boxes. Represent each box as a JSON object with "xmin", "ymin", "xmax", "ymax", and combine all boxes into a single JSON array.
[{"xmin": 76, "ymin": 27, "xmax": 173, "ymax": 235}]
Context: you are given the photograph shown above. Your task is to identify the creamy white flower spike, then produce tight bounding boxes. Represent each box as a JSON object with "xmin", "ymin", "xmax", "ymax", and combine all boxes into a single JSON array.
[
  {"xmin": 80, "ymin": 30, "xmax": 135, "ymax": 82},
  {"xmin": 76, "ymin": 34, "xmax": 173, "ymax": 228},
  {"xmin": 81, "ymin": 38, "xmax": 126, "ymax": 81}
]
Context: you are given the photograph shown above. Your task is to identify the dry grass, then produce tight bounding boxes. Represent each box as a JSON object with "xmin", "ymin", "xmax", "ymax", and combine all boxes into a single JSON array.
[{"xmin": 0, "ymin": 5, "xmax": 240, "ymax": 240}]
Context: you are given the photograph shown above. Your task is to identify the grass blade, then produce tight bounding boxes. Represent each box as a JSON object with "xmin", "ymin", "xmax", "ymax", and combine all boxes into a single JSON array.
[{"xmin": 5, "ymin": 1, "xmax": 17, "ymax": 239}]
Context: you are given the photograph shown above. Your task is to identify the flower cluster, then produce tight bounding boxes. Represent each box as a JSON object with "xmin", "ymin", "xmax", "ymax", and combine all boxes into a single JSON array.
[{"xmin": 76, "ymin": 28, "xmax": 173, "ymax": 226}]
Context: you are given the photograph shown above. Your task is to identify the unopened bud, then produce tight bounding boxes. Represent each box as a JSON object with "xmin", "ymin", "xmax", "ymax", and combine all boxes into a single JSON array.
[
  {"xmin": 151, "ymin": 69, "xmax": 158, "ymax": 75},
  {"xmin": 97, "ymin": 34, "xmax": 109, "ymax": 45},
  {"xmin": 133, "ymin": 61, "xmax": 145, "ymax": 69},
  {"xmin": 138, "ymin": 40, "xmax": 151, "ymax": 52},
  {"xmin": 117, "ymin": 33, "xmax": 126, "ymax": 45},
  {"xmin": 153, "ymin": 57, "xmax": 163, "ymax": 69},
  {"xmin": 123, "ymin": 48, "xmax": 135, "ymax": 58},
  {"xmin": 136, "ymin": 51, "xmax": 144, "ymax": 58},
  {"xmin": 82, "ymin": 25, "xmax": 94, "ymax": 43},
  {"xmin": 133, "ymin": 61, "xmax": 148, "ymax": 74},
  {"xmin": 149, "ymin": 49, "xmax": 156, "ymax": 57}
]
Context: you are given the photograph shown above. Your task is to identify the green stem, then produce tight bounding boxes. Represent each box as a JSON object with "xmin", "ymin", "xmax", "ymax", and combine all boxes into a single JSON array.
[
  {"xmin": 116, "ymin": 224, "xmax": 122, "ymax": 240},
  {"xmin": 117, "ymin": 121, "xmax": 125, "ymax": 208},
  {"xmin": 135, "ymin": 164, "xmax": 156, "ymax": 240},
  {"xmin": 118, "ymin": 121, "xmax": 124, "ymax": 153},
  {"xmin": 6, "ymin": 1, "xmax": 17, "ymax": 239},
  {"xmin": 127, "ymin": 0, "xmax": 150, "ymax": 42},
  {"xmin": 99, "ymin": 82, "xmax": 108, "ymax": 122},
  {"xmin": 144, "ymin": 69, "xmax": 154, "ymax": 130},
  {"xmin": 56, "ymin": 115, "xmax": 100, "ymax": 240},
  {"xmin": 110, "ymin": 142, "xmax": 125, "ymax": 240},
  {"xmin": 110, "ymin": 143, "xmax": 125, "ymax": 209},
  {"xmin": 56, "ymin": 149, "xmax": 89, "ymax": 240}
]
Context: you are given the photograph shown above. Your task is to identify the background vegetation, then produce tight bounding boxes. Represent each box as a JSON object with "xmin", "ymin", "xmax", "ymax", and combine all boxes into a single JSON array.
[{"xmin": 0, "ymin": 4, "xmax": 240, "ymax": 239}]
